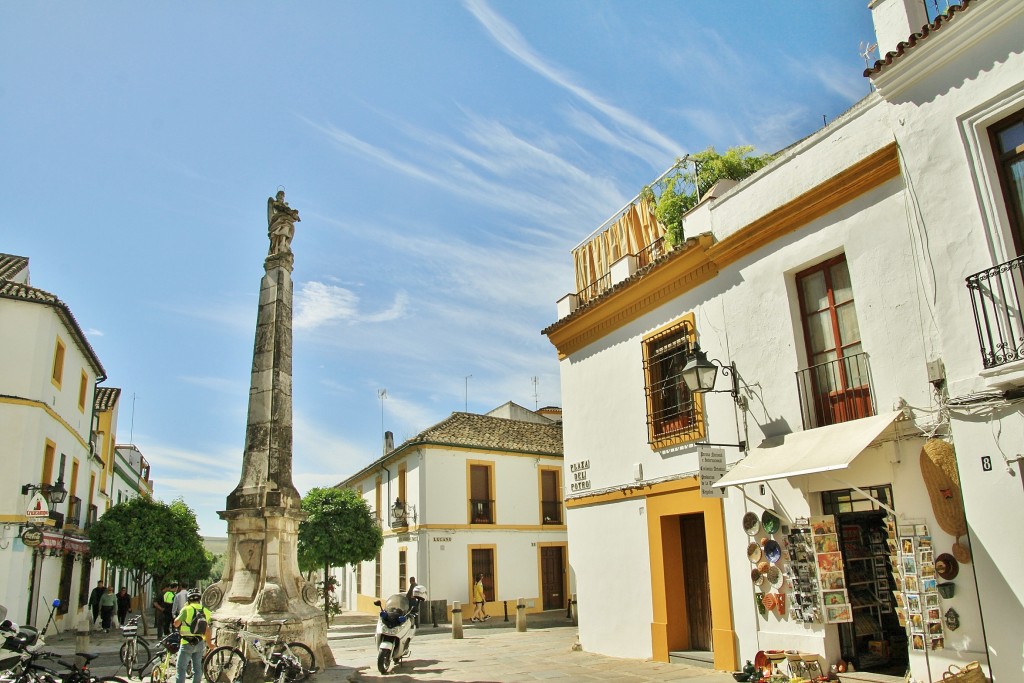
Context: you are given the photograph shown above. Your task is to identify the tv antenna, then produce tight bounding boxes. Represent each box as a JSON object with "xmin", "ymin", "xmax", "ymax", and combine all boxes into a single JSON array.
[{"xmin": 532, "ymin": 376, "xmax": 539, "ymax": 410}]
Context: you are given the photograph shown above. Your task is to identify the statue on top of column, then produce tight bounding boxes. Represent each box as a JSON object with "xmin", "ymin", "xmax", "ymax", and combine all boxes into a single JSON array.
[{"xmin": 267, "ymin": 190, "xmax": 300, "ymax": 256}]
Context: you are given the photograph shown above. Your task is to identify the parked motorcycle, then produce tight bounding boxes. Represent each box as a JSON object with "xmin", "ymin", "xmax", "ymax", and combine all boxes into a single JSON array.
[
  {"xmin": 373, "ymin": 585, "xmax": 426, "ymax": 675},
  {"xmin": 0, "ymin": 604, "xmax": 44, "ymax": 675}
]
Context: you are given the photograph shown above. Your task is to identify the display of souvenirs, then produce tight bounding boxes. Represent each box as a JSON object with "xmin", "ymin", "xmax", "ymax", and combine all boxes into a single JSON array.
[
  {"xmin": 744, "ymin": 508, "xmax": 789, "ymax": 622},
  {"xmin": 892, "ymin": 521, "xmax": 944, "ymax": 648},
  {"xmin": 809, "ymin": 515, "xmax": 852, "ymax": 624},
  {"xmin": 785, "ymin": 523, "xmax": 821, "ymax": 623}
]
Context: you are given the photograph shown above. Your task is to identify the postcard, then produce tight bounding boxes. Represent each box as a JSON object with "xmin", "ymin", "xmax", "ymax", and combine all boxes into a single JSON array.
[
  {"xmin": 821, "ymin": 571, "xmax": 847, "ymax": 590},
  {"xmin": 898, "ymin": 524, "xmax": 916, "ymax": 537},
  {"xmin": 902, "ymin": 554, "xmax": 918, "ymax": 575},
  {"xmin": 915, "ymin": 523, "xmax": 929, "ymax": 536},
  {"xmin": 817, "ymin": 552, "xmax": 843, "ymax": 573},
  {"xmin": 814, "ymin": 534, "xmax": 839, "ymax": 554},
  {"xmin": 918, "ymin": 536, "xmax": 933, "ymax": 549},
  {"xmin": 924, "ymin": 593, "xmax": 939, "ymax": 608},
  {"xmin": 918, "ymin": 549, "xmax": 933, "ymax": 564},
  {"xmin": 921, "ymin": 563, "xmax": 936, "ymax": 579},
  {"xmin": 910, "ymin": 613, "xmax": 923, "ymax": 630},
  {"xmin": 901, "ymin": 538, "xmax": 915, "ymax": 554},
  {"xmin": 905, "ymin": 575, "xmax": 920, "ymax": 592},
  {"xmin": 822, "ymin": 590, "xmax": 847, "ymax": 606},
  {"xmin": 912, "ymin": 634, "xmax": 926, "ymax": 651},
  {"xmin": 927, "ymin": 607, "xmax": 941, "ymax": 621},
  {"xmin": 810, "ymin": 516, "xmax": 837, "ymax": 536},
  {"xmin": 906, "ymin": 592, "xmax": 921, "ymax": 613},
  {"xmin": 928, "ymin": 621, "xmax": 944, "ymax": 635},
  {"xmin": 922, "ymin": 578, "xmax": 937, "ymax": 593},
  {"xmin": 930, "ymin": 636, "xmax": 945, "ymax": 650},
  {"xmin": 825, "ymin": 604, "xmax": 852, "ymax": 623}
]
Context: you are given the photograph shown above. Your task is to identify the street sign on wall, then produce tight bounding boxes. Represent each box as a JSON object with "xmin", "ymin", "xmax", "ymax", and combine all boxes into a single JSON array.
[
  {"xmin": 699, "ymin": 446, "xmax": 727, "ymax": 498},
  {"xmin": 25, "ymin": 493, "xmax": 50, "ymax": 519}
]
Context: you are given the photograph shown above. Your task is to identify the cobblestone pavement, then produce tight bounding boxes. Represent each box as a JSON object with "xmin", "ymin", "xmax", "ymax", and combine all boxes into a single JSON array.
[{"xmin": 39, "ymin": 613, "xmax": 735, "ymax": 683}]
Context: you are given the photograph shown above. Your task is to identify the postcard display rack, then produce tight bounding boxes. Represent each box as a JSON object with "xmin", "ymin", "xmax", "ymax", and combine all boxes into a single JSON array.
[
  {"xmin": 784, "ymin": 516, "xmax": 854, "ymax": 625},
  {"xmin": 890, "ymin": 521, "xmax": 946, "ymax": 653}
]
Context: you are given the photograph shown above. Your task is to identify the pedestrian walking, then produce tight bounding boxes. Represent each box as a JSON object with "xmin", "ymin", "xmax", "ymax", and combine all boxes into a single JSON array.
[
  {"xmin": 99, "ymin": 586, "xmax": 116, "ymax": 632},
  {"xmin": 471, "ymin": 573, "xmax": 489, "ymax": 622},
  {"xmin": 163, "ymin": 583, "xmax": 177, "ymax": 635},
  {"xmin": 116, "ymin": 586, "xmax": 132, "ymax": 627},
  {"xmin": 88, "ymin": 581, "xmax": 105, "ymax": 626},
  {"xmin": 173, "ymin": 588, "xmax": 211, "ymax": 683}
]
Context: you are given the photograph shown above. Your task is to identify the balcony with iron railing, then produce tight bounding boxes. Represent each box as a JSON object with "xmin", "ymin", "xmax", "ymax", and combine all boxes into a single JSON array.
[
  {"xmin": 469, "ymin": 498, "xmax": 494, "ymax": 524},
  {"xmin": 65, "ymin": 496, "xmax": 82, "ymax": 528},
  {"xmin": 541, "ymin": 500, "xmax": 562, "ymax": 525},
  {"xmin": 967, "ymin": 255, "xmax": 1024, "ymax": 369},
  {"xmin": 795, "ymin": 352, "xmax": 876, "ymax": 430}
]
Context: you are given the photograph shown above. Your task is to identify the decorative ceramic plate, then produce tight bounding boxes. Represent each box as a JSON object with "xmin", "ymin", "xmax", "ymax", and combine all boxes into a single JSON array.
[
  {"xmin": 751, "ymin": 568, "xmax": 763, "ymax": 583},
  {"xmin": 761, "ymin": 510, "xmax": 781, "ymax": 534},
  {"xmin": 767, "ymin": 565, "xmax": 784, "ymax": 590},
  {"xmin": 762, "ymin": 593, "xmax": 777, "ymax": 611},
  {"xmin": 747, "ymin": 542, "xmax": 763, "ymax": 563},
  {"xmin": 743, "ymin": 512, "xmax": 760, "ymax": 535},
  {"xmin": 757, "ymin": 560, "xmax": 771, "ymax": 576},
  {"xmin": 764, "ymin": 539, "xmax": 782, "ymax": 564}
]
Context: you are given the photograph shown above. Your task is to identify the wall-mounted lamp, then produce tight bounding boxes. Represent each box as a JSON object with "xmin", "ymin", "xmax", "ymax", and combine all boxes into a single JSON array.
[
  {"xmin": 681, "ymin": 342, "xmax": 740, "ymax": 401},
  {"xmin": 681, "ymin": 342, "xmax": 747, "ymax": 450},
  {"xmin": 21, "ymin": 480, "xmax": 68, "ymax": 505}
]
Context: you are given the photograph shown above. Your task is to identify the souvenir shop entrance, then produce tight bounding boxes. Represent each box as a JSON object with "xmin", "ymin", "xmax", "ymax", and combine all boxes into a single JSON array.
[{"xmin": 822, "ymin": 486, "xmax": 907, "ymax": 676}]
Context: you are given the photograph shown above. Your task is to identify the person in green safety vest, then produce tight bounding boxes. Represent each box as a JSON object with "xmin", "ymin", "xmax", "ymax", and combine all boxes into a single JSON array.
[{"xmin": 172, "ymin": 588, "xmax": 212, "ymax": 683}]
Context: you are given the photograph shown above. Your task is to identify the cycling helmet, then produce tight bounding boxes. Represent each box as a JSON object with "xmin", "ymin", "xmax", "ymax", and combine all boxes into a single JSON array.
[
  {"xmin": 412, "ymin": 585, "xmax": 427, "ymax": 601},
  {"xmin": 187, "ymin": 588, "xmax": 202, "ymax": 602}
]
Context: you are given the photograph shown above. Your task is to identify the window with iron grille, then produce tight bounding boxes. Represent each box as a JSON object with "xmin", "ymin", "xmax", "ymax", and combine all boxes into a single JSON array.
[
  {"xmin": 642, "ymin": 317, "xmax": 703, "ymax": 447},
  {"xmin": 539, "ymin": 468, "xmax": 562, "ymax": 525},
  {"xmin": 375, "ymin": 552, "xmax": 382, "ymax": 599},
  {"xmin": 398, "ymin": 550, "xmax": 407, "ymax": 592},
  {"xmin": 821, "ymin": 485, "xmax": 894, "ymax": 515}
]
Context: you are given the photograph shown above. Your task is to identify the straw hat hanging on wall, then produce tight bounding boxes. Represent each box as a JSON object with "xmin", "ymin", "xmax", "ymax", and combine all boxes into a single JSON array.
[{"xmin": 920, "ymin": 438, "xmax": 971, "ymax": 563}]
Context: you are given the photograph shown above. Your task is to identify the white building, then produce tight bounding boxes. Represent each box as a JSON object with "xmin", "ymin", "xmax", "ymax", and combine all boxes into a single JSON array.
[
  {"xmin": 0, "ymin": 253, "xmax": 107, "ymax": 631},
  {"xmin": 335, "ymin": 403, "xmax": 570, "ymax": 620},
  {"xmin": 543, "ymin": 1, "xmax": 1023, "ymax": 681}
]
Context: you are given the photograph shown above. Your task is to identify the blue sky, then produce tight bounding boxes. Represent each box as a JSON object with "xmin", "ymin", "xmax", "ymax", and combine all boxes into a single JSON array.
[{"xmin": 2, "ymin": 2, "xmax": 878, "ymax": 536}]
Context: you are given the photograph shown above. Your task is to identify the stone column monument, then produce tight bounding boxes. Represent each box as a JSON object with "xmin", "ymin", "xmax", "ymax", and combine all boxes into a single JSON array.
[{"xmin": 203, "ymin": 190, "xmax": 332, "ymax": 672}]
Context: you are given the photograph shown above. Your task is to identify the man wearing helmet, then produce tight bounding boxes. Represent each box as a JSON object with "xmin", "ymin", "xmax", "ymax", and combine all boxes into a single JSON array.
[{"xmin": 173, "ymin": 588, "xmax": 211, "ymax": 683}]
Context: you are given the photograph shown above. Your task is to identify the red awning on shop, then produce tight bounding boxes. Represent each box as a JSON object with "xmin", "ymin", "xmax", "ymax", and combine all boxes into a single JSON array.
[
  {"xmin": 38, "ymin": 531, "xmax": 90, "ymax": 555},
  {"xmin": 713, "ymin": 411, "xmax": 904, "ymax": 488}
]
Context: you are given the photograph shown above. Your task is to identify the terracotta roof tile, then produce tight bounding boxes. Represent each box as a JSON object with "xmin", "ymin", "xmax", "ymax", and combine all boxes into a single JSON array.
[
  {"xmin": 0, "ymin": 253, "xmax": 29, "ymax": 281},
  {"xmin": 865, "ymin": 1, "xmax": 976, "ymax": 78},
  {"xmin": 94, "ymin": 386, "xmax": 121, "ymax": 412}
]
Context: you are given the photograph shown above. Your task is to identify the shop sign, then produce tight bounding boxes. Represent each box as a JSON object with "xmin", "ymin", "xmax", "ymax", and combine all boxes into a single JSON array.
[
  {"xmin": 699, "ymin": 446, "xmax": 727, "ymax": 498},
  {"xmin": 21, "ymin": 526, "xmax": 43, "ymax": 547},
  {"xmin": 25, "ymin": 493, "xmax": 50, "ymax": 519}
]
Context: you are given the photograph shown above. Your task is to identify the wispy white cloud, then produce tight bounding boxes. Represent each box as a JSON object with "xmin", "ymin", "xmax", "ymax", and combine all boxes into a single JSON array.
[
  {"xmin": 786, "ymin": 54, "xmax": 871, "ymax": 103},
  {"xmin": 86, "ymin": 328, "xmax": 105, "ymax": 337},
  {"xmin": 293, "ymin": 281, "xmax": 408, "ymax": 330},
  {"xmin": 463, "ymin": 0, "xmax": 681, "ymax": 162}
]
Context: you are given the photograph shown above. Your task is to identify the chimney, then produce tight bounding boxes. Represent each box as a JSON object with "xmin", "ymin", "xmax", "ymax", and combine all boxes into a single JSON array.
[
  {"xmin": 384, "ymin": 430, "xmax": 394, "ymax": 453},
  {"xmin": 868, "ymin": 0, "xmax": 929, "ymax": 59}
]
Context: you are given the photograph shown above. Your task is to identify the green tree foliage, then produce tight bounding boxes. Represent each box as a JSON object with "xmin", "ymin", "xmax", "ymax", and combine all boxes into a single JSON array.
[
  {"xmin": 88, "ymin": 496, "xmax": 211, "ymax": 587},
  {"xmin": 648, "ymin": 145, "xmax": 777, "ymax": 246},
  {"xmin": 298, "ymin": 487, "xmax": 383, "ymax": 620},
  {"xmin": 208, "ymin": 552, "xmax": 225, "ymax": 583}
]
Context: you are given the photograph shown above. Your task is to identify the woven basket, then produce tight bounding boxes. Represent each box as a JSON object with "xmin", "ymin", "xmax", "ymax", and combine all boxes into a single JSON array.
[
  {"xmin": 939, "ymin": 661, "xmax": 987, "ymax": 683},
  {"xmin": 920, "ymin": 439, "xmax": 967, "ymax": 538}
]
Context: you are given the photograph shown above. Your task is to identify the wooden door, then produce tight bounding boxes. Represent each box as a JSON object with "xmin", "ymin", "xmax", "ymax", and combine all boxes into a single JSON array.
[
  {"xmin": 540, "ymin": 546, "xmax": 565, "ymax": 610},
  {"xmin": 680, "ymin": 514, "xmax": 712, "ymax": 650}
]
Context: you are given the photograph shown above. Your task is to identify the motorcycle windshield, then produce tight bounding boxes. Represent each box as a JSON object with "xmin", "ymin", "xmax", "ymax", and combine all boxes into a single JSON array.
[{"xmin": 384, "ymin": 594, "xmax": 410, "ymax": 613}]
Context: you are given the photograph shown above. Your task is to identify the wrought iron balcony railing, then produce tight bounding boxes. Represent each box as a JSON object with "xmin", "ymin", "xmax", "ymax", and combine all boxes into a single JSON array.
[
  {"xmin": 966, "ymin": 255, "xmax": 1024, "ymax": 369},
  {"xmin": 795, "ymin": 352, "xmax": 876, "ymax": 430},
  {"xmin": 541, "ymin": 500, "xmax": 562, "ymax": 525},
  {"xmin": 469, "ymin": 498, "xmax": 494, "ymax": 524}
]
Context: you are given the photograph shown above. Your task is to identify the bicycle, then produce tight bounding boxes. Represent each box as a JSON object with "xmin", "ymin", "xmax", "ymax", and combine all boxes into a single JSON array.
[
  {"xmin": 117, "ymin": 616, "xmax": 152, "ymax": 677},
  {"xmin": 0, "ymin": 649, "xmax": 128, "ymax": 683},
  {"xmin": 203, "ymin": 620, "xmax": 316, "ymax": 683},
  {"xmin": 138, "ymin": 634, "xmax": 193, "ymax": 683}
]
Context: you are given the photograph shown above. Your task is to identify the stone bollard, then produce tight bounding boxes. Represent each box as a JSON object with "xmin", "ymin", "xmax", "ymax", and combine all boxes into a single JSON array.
[
  {"xmin": 76, "ymin": 626, "xmax": 90, "ymax": 651},
  {"xmin": 515, "ymin": 597, "xmax": 526, "ymax": 632},
  {"xmin": 451, "ymin": 601, "xmax": 464, "ymax": 639}
]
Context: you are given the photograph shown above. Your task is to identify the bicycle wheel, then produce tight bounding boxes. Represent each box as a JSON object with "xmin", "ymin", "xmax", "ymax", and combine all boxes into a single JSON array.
[
  {"xmin": 202, "ymin": 647, "xmax": 245, "ymax": 683},
  {"xmin": 96, "ymin": 677, "xmax": 131, "ymax": 683},
  {"xmin": 120, "ymin": 638, "xmax": 152, "ymax": 675},
  {"xmin": 284, "ymin": 643, "xmax": 316, "ymax": 679}
]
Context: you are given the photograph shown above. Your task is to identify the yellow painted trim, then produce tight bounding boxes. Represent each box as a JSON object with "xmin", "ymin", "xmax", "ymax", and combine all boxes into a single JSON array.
[
  {"xmin": 70, "ymin": 459, "xmax": 80, "ymax": 499},
  {"xmin": 537, "ymin": 465, "xmax": 564, "ymax": 525},
  {"xmin": 467, "ymin": 543, "xmax": 497, "ymax": 617},
  {"xmin": 42, "ymin": 439, "xmax": 57, "ymax": 485},
  {"xmin": 465, "ymin": 459, "xmax": 496, "ymax": 525},
  {"xmin": 51, "ymin": 336, "xmax": 66, "ymax": 389},
  {"xmin": 375, "ymin": 476, "xmax": 382, "ymax": 523},
  {"xmin": 641, "ymin": 313, "xmax": 707, "ymax": 449},
  {"xmin": 565, "ymin": 475, "xmax": 705, "ymax": 508},
  {"xmin": 78, "ymin": 370, "xmax": 88, "ymax": 413},
  {"xmin": 535, "ymin": 541, "xmax": 569, "ymax": 611},
  {"xmin": 413, "ymin": 523, "xmax": 567, "ymax": 532},
  {"xmin": 0, "ymin": 396, "xmax": 91, "ymax": 451},
  {"xmin": 546, "ymin": 143, "xmax": 901, "ymax": 358},
  {"xmin": 644, "ymin": 477, "xmax": 736, "ymax": 669}
]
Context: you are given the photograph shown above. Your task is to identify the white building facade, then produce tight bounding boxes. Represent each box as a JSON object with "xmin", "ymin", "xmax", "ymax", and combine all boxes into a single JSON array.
[
  {"xmin": 0, "ymin": 253, "xmax": 107, "ymax": 632},
  {"xmin": 543, "ymin": 1, "xmax": 1023, "ymax": 681},
  {"xmin": 335, "ymin": 403, "xmax": 571, "ymax": 621}
]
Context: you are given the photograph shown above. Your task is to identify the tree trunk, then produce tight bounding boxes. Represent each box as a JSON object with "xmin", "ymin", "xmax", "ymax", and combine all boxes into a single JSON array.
[{"xmin": 323, "ymin": 562, "xmax": 331, "ymax": 625}]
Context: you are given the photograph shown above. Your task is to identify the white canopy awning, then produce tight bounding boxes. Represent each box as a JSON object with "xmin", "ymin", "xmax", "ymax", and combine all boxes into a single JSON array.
[{"xmin": 713, "ymin": 411, "xmax": 904, "ymax": 488}]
